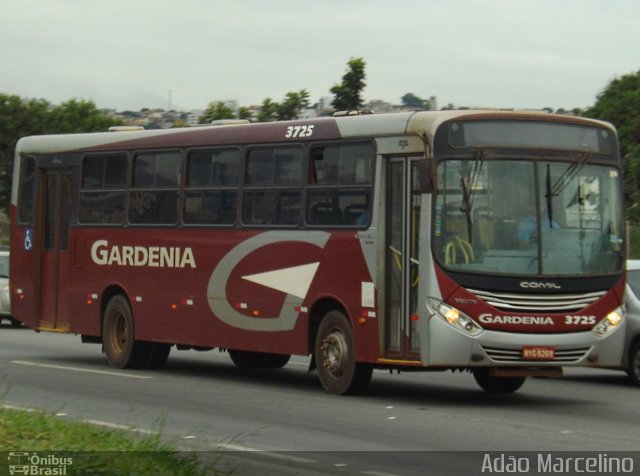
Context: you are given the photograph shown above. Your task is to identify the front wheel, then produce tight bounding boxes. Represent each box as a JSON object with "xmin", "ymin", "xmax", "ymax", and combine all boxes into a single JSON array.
[
  {"xmin": 473, "ymin": 368, "xmax": 526, "ymax": 394},
  {"xmin": 314, "ymin": 310, "xmax": 372, "ymax": 395},
  {"xmin": 625, "ymin": 341, "xmax": 640, "ymax": 386},
  {"xmin": 102, "ymin": 295, "xmax": 149, "ymax": 369}
]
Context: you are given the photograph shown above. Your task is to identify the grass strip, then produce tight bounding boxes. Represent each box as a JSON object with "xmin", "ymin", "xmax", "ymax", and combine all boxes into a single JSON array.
[{"xmin": 0, "ymin": 407, "xmax": 226, "ymax": 475}]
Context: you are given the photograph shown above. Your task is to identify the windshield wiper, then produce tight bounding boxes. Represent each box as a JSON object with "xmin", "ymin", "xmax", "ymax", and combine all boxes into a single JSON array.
[
  {"xmin": 459, "ymin": 149, "xmax": 485, "ymax": 243},
  {"xmin": 545, "ymin": 152, "xmax": 591, "ymax": 225},
  {"xmin": 545, "ymin": 164, "xmax": 554, "ymax": 224},
  {"xmin": 548, "ymin": 152, "xmax": 592, "ymax": 197}
]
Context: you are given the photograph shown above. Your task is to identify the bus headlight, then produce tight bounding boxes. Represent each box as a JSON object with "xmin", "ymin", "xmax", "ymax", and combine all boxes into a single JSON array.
[
  {"xmin": 593, "ymin": 310, "xmax": 623, "ymax": 337},
  {"xmin": 427, "ymin": 298, "xmax": 483, "ymax": 336}
]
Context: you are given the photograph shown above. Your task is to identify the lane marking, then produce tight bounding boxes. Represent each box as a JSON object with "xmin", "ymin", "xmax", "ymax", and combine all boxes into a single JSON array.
[
  {"xmin": 11, "ymin": 360, "xmax": 152, "ymax": 379},
  {"xmin": 2, "ymin": 403, "xmax": 36, "ymax": 412},
  {"xmin": 287, "ymin": 360, "xmax": 309, "ymax": 367},
  {"xmin": 362, "ymin": 471, "xmax": 403, "ymax": 476},
  {"xmin": 214, "ymin": 443, "xmax": 318, "ymax": 464},
  {"xmin": 83, "ymin": 419, "xmax": 156, "ymax": 435},
  {"xmin": 2, "ymin": 405, "xmax": 156, "ymax": 437}
]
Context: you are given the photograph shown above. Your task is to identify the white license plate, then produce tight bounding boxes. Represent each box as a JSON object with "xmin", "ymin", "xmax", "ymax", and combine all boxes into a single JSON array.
[{"xmin": 522, "ymin": 346, "xmax": 555, "ymax": 360}]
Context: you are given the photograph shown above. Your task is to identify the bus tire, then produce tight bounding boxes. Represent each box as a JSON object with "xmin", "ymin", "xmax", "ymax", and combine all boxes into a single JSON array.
[
  {"xmin": 143, "ymin": 343, "xmax": 171, "ymax": 369},
  {"xmin": 625, "ymin": 341, "xmax": 640, "ymax": 386},
  {"xmin": 314, "ymin": 310, "xmax": 372, "ymax": 395},
  {"xmin": 102, "ymin": 295, "xmax": 148, "ymax": 369},
  {"xmin": 472, "ymin": 368, "xmax": 526, "ymax": 394},
  {"xmin": 229, "ymin": 350, "xmax": 290, "ymax": 369}
]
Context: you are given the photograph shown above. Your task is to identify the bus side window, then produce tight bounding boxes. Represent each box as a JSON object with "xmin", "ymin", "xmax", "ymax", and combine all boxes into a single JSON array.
[
  {"xmin": 129, "ymin": 151, "xmax": 181, "ymax": 225},
  {"xmin": 242, "ymin": 147, "xmax": 303, "ymax": 227},
  {"xmin": 184, "ymin": 149, "xmax": 240, "ymax": 225},
  {"xmin": 78, "ymin": 154, "xmax": 127, "ymax": 225},
  {"xmin": 306, "ymin": 142, "xmax": 374, "ymax": 227},
  {"xmin": 17, "ymin": 156, "xmax": 36, "ymax": 225}
]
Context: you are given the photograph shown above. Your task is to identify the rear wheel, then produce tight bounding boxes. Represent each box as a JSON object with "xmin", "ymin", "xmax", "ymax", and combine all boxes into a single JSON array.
[
  {"xmin": 314, "ymin": 310, "xmax": 372, "ymax": 395},
  {"xmin": 229, "ymin": 350, "xmax": 290, "ymax": 369},
  {"xmin": 625, "ymin": 341, "xmax": 640, "ymax": 386},
  {"xmin": 143, "ymin": 343, "xmax": 171, "ymax": 369},
  {"xmin": 102, "ymin": 295, "xmax": 150, "ymax": 369},
  {"xmin": 473, "ymin": 368, "xmax": 526, "ymax": 394}
]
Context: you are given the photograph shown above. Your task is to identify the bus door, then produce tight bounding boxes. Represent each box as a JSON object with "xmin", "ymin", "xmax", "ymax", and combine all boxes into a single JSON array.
[
  {"xmin": 35, "ymin": 168, "xmax": 74, "ymax": 331},
  {"xmin": 385, "ymin": 157, "xmax": 421, "ymax": 359}
]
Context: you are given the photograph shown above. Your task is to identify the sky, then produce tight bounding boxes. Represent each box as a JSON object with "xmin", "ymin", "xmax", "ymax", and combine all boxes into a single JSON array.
[{"xmin": 1, "ymin": 0, "xmax": 639, "ymax": 113}]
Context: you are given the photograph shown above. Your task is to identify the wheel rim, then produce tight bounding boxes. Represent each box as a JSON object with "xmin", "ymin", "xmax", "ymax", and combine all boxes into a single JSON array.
[
  {"xmin": 110, "ymin": 311, "xmax": 128, "ymax": 354},
  {"xmin": 320, "ymin": 329, "xmax": 348, "ymax": 377}
]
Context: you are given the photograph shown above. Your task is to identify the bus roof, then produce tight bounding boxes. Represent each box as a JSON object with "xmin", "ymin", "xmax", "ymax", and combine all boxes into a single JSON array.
[{"xmin": 14, "ymin": 110, "xmax": 615, "ymax": 157}]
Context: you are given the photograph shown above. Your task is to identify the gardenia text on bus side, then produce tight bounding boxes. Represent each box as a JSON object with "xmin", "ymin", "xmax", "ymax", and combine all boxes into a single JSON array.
[{"xmin": 91, "ymin": 240, "xmax": 196, "ymax": 268}]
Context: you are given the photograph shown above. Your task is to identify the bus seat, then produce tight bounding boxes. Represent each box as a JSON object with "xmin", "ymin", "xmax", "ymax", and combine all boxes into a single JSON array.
[
  {"xmin": 310, "ymin": 202, "xmax": 343, "ymax": 225},
  {"xmin": 474, "ymin": 208, "xmax": 496, "ymax": 250},
  {"xmin": 344, "ymin": 203, "xmax": 366, "ymax": 225}
]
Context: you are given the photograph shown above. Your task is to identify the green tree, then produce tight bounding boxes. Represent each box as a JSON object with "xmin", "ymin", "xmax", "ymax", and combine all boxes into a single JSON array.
[
  {"xmin": 255, "ymin": 91, "xmax": 310, "ymax": 122},
  {"xmin": 0, "ymin": 95, "xmax": 121, "ymax": 212},
  {"xmin": 401, "ymin": 93, "xmax": 427, "ymax": 109},
  {"xmin": 585, "ymin": 70, "xmax": 640, "ymax": 222},
  {"xmin": 330, "ymin": 57, "xmax": 366, "ymax": 112},
  {"xmin": 256, "ymin": 98, "xmax": 280, "ymax": 122},
  {"xmin": 199, "ymin": 101, "xmax": 236, "ymax": 123},
  {"xmin": 237, "ymin": 107, "xmax": 253, "ymax": 121},
  {"xmin": 276, "ymin": 89, "xmax": 310, "ymax": 121},
  {"xmin": 0, "ymin": 94, "xmax": 49, "ymax": 213},
  {"xmin": 47, "ymin": 99, "xmax": 120, "ymax": 133}
]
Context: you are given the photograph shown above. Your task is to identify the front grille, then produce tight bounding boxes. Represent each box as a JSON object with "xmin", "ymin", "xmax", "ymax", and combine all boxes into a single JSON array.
[
  {"xmin": 468, "ymin": 288, "xmax": 605, "ymax": 313},
  {"xmin": 482, "ymin": 345, "xmax": 591, "ymax": 363}
]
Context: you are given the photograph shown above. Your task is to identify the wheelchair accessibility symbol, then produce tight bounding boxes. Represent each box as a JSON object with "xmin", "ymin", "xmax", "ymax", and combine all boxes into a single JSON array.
[{"xmin": 24, "ymin": 229, "xmax": 33, "ymax": 251}]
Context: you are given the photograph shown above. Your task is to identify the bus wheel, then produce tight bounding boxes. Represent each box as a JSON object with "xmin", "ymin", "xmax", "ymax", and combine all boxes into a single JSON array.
[
  {"xmin": 143, "ymin": 343, "xmax": 171, "ymax": 369},
  {"xmin": 472, "ymin": 368, "xmax": 526, "ymax": 394},
  {"xmin": 256, "ymin": 353, "xmax": 290, "ymax": 368},
  {"xmin": 102, "ymin": 295, "xmax": 147, "ymax": 369},
  {"xmin": 229, "ymin": 350, "xmax": 290, "ymax": 369},
  {"xmin": 625, "ymin": 341, "xmax": 640, "ymax": 386},
  {"xmin": 314, "ymin": 310, "xmax": 372, "ymax": 395}
]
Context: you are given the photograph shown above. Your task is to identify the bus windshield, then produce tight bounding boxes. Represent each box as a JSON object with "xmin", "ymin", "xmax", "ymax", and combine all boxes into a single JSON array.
[{"xmin": 434, "ymin": 158, "xmax": 624, "ymax": 276}]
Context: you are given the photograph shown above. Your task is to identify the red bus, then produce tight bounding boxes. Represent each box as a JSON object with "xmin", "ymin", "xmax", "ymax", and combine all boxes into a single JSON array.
[{"xmin": 10, "ymin": 111, "xmax": 627, "ymax": 394}]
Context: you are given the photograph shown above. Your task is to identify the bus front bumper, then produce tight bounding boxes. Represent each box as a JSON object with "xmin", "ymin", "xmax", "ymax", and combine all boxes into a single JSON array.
[{"xmin": 420, "ymin": 314, "xmax": 626, "ymax": 368}]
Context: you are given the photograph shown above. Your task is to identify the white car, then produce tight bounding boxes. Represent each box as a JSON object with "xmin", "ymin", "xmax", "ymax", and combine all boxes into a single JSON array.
[
  {"xmin": 623, "ymin": 260, "xmax": 640, "ymax": 385},
  {"xmin": 0, "ymin": 249, "xmax": 19, "ymax": 327}
]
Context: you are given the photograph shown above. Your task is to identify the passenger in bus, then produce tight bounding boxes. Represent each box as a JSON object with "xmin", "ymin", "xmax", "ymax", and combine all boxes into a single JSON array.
[
  {"xmin": 355, "ymin": 209, "xmax": 370, "ymax": 226},
  {"xmin": 517, "ymin": 201, "xmax": 559, "ymax": 248}
]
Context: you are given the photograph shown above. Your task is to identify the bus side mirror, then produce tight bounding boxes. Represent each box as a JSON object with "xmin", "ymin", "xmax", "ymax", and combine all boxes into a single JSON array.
[{"xmin": 416, "ymin": 159, "xmax": 435, "ymax": 194}]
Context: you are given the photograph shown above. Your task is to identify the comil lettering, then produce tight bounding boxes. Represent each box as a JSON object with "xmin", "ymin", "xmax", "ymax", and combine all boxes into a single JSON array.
[
  {"xmin": 91, "ymin": 240, "xmax": 196, "ymax": 268},
  {"xmin": 520, "ymin": 281, "xmax": 561, "ymax": 289}
]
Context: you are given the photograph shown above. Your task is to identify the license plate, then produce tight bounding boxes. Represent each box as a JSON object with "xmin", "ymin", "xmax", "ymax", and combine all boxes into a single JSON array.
[{"xmin": 522, "ymin": 346, "xmax": 555, "ymax": 360}]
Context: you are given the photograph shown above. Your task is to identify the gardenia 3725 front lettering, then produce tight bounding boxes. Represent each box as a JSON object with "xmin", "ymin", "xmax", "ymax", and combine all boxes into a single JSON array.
[{"xmin": 91, "ymin": 240, "xmax": 196, "ymax": 268}]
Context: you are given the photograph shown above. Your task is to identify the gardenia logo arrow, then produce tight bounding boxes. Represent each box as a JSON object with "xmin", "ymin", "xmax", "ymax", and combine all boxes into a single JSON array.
[{"xmin": 241, "ymin": 262, "xmax": 320, "ymax": 299}]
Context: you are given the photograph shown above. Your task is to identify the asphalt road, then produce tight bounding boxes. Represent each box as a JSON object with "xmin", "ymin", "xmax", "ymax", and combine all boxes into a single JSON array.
[{"xmin": 1, "ymin": 324, "xmax": 639, "ymax": 475}]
